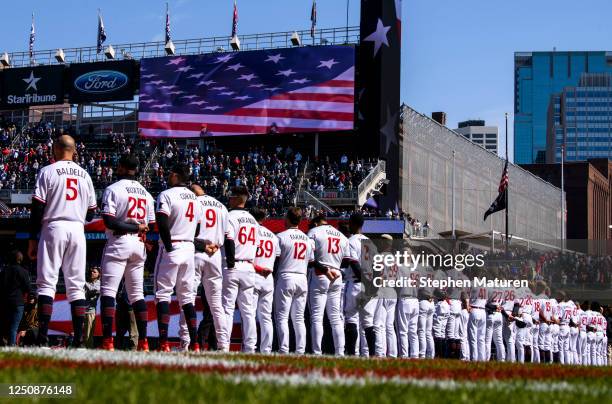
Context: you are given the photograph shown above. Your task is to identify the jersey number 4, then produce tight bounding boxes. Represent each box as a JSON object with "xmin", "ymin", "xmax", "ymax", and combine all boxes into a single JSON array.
[
  {"xmin": 65, "ymin": 178, "xmax": 78, "ymax": 201},
  {"xmin": 185, "ymin": 202, "xmax": 195, "ymax": 222}
]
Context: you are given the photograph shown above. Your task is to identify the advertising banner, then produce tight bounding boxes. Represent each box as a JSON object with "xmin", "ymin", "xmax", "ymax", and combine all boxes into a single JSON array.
[
  {"xmin": 0, "ymin": 65, "xmax": 65, "ymax": 108},
  {"xmin": 68, "ymin": 60, "xmax": 137, "ymax": 103}
]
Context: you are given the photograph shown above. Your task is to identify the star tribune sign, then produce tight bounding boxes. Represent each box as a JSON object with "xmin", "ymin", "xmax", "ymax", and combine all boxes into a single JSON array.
[
  {"xmin": 6, "ymin": 70, "xmax": 57, "ymax": 105},
  {"xmin": 0, "ymin": 64, "xmax": 67, "ymax": 107}
]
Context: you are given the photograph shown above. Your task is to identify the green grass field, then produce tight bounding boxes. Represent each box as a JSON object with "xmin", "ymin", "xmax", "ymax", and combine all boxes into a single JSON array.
[{"xmin": 0, "ymin": 349, "xmax": 610, "ymax": 404}]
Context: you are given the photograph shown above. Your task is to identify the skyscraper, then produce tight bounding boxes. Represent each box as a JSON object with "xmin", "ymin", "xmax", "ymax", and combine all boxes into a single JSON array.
[
  {"xmin": 514, "ymin": 51, "xmax": 612, "ymax": 164},
  {"xmin": 455, "ymin": 120, "xmax": 498, "ymax": 154},
  {"xmin": 546, "ymin": 73, "xmax": 612, "ymax": 162}
]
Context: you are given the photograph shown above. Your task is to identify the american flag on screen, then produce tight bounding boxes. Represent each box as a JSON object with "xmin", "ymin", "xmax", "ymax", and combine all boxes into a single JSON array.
[{"xmin": 138, "ymin": 45, "xmax": 355, "ymax": 138}]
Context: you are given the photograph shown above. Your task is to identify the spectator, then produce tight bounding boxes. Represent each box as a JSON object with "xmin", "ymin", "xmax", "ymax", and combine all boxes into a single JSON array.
[
  {"xmin": 18, "ymin": 292, "xmax": 39, "ymax": 346},
  {"xmin": 83, "ymin": 266, "xmax": 101, "ymax": 348},
  {"xmin": 0, "ymin": 250, "xmax": 30, "ymax": 346}
]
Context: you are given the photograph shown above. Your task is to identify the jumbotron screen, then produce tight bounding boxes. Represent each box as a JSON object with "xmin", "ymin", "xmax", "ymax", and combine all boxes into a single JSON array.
[{"xmin": 138, "ymin": 45, "xmax": 355, "ymax": 138}]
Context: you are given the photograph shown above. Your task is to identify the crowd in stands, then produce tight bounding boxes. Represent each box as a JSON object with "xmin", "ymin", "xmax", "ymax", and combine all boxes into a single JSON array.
[{"xmin": 304, "ymin": 154, "xmax": 374, "ymax": 196}]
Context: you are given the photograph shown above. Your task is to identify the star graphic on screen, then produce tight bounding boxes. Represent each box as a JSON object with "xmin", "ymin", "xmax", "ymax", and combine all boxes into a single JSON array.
[
  {"xmin": 238, "ymin": 73, "xmax": 256, "ymax": 81},
  {"xmin": 249, "ymin": 84, "xmax": 264, "ymax": 88},
  {"xmin": 364, "ymin": 19, "xmax": 391, "ymax": 56},
  {"xmin": 189, "ymin": 100, "xmax": 208, "ymax": 105},
  {"xmin": 149, "ymin": 80, "xmax": 165, "ymax": 85},
  {"xmin": 23, "ymin": 71, "xmax": 41, "ymax": 91},
  {"xmin": 188, "ymin": 73, "xmax": 205, "ymax": 79},
  {"xmin": 219, "ymin": 91, "xmax": 236, "ymax": 96},
  {"xmin": 176, "ymin": 66, "xmax": 194, "ymax": 73},
  {"xmin": 141, "ymin": 74, "xmax": 157, "ymax": 79},
  {"xmin": 214, "ymin": 54, "xmax": 233, "ymax": 64},
  {"xmin": 291, "ymin": 78, "xmax": 310, "ymax": 84},
  {"xmin": 226, "ymin": 63, "xmax": 244, "ymax": 71},
  {"xmin": 197, "ymin": 80, "xmax": 215, "ymax": 86},
  {"xmin": 317, "ymin": 59, "xmax": 338, "ymax": 69},
  {"xmin": 211, "ymin": 86, "xmax": 227, "ymax": 91},
  {"xmin": 167, "ymin": 58, "xmax": 185, "ymax": 66},
  {"xmin": 380, "ymin": 106, "xmax": 399, "ymax": 154},
  {"xmin": 265, "ymin": 54, "xmax": 284, "ymax": 64},
  {"xmin": 203, "ymin": 105, "xmax": 222, "ymax": 111},
  {"xmin": 235, "ymin": 95, "xmax": 252, "ymax": 101},
  {"xmin": 277, "ymin": 69, "xmax": 295, "ymax": 77}
]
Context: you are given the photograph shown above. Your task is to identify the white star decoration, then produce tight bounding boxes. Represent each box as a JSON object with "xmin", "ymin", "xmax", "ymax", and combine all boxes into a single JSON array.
[
  {"xmin": 215, "ymin": 54, "xmax": 233, "ymax": 63},
  {"xmin": 167, "ymin": 58, "xmax": 185, "ymax": 66},
  {"xmin": 197, "ymin": 80, "xmax": 215, "ymax": 86},
  {"xmin": 249, "ymin": 84, "xmax": 264, "ymax": 88},
  {"xmin": 235, "ymin": 95, "xmax": 252, "ymax": 101},
  {"xmin": 176, "ymin": 66, "xmax": 194, "ymax": 73},
  {"xmin": 265, "ymin": 54, "xmax": 284, "ymax": 64},
  {"xmin": 225, "ymin": 63, "xmax": 244, "ymax": 71},
  {"xmin": 238, "ymin": 73, "xmax": 256, "ymax": 81},
  {"xmin": 23, "ymin": 71, "xmax": 41, "ymax": 91},
  {"xmin": 203, "ymin": 106, "xmax": 221, "ymax": 111},
  {"xmin": 318, "ymin": 59, "xmax": 338, "ymax": 69},
  {"xmin": 188, "ymin": 73, "xmax": 205, "ymax": 79},
  {"xmin": 277, "ymin": 69, "xmax": 295, "ymax": 77},
  {"xmin": 291, "ymin": 78, "xmax": 310, "ymax": 84},
  {"xmin": 364, "ymin": 19, "xmax": 391, "ymax": 56}
]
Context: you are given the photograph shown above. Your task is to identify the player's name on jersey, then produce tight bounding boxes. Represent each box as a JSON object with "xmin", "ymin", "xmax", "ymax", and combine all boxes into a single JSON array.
[
  {"xmin": 125, "ymin": 186, "xmax": 147, "ymax": 196},
  {"xmin": 236, "ymin": 216, "xmax": 257, "ymax": 225},
  {"xmin": 372, "ymin": 276, "xmax": 529, "ymax": 289},
  {"xmin": 180, "ymin": 192, "xmax": 198, "ymax": 200},
  {"xmin": 55, "ymin": 167, "xmax": 88, "ymax": 179},
  {"xmin": 288, "ymin": 233, "xmax": 309, "ymax": 241},
  {"xmin": 200, "ymin": 199, "xmax": 224, "ymax": 208}
]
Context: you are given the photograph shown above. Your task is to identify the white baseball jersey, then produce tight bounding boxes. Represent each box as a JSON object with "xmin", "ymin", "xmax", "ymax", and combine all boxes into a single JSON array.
[
  {"xmin": 515, "ymin": 287, "xmax": 534, "ymax": 316},
  {"xmin": 276, "ymin": 227, "xmax": 314, "ymax": 275},
  {"xmin": 307, "ymin": 224, "xmax": 350, "ymax": 270},
  {"xmin": 33, "ymin": 160, "xmax": 96, "ymax": 223},
  {"xmin": 470, "ymin": 284, "xmax": 489, "ymax": 308},
  {"xmin": 254, "ymin": 225, "xmax": 280, "ymax": 271},
  {"xmin": 579, "ymin": 309, "xmax": 590, "ymax": 331},
  {"xmin": 101, "ymin": 179, "xmax": 155, "ymax": 236},
  {"xmin": 226, "ymin": 209, "xmax": 259, "ymax": 262},
  {"xmin": 540, "ymin": 298, "xmax": 558, "ymax": 322},
  {"xmin": 346, "ymin": 234, "xmax": 369, "ymax": 281},
  {"xmin": 557, "ymin": 301, "xmax": 573, "ymax": 326},
  {"xmin": 532, "ymin": 293, "xmax": 547, "ymax": 321},
  {"xmin": 156, "ymin": 186, "xmax": 201, "ymax": 241},
  {"xmin": 195, "ymin": 194, "xmax": 229, "ymax": 246}
]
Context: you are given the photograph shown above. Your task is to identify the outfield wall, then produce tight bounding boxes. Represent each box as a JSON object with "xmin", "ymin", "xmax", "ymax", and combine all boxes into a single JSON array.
[{"xmin": 400, "ymin": 106, "xmax": 563, "ymax": 240}]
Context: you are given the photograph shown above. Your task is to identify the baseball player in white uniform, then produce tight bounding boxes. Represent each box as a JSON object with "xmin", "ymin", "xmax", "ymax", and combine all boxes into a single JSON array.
[
  {"xmin": 484, "ymin": 285, "xmax": 506, "ymax": 362},
  {"xmin": 251, "ymin": 208, "xmax": 280, "ymax": 354},
  {"xmin": 556, "ymin": 292, "xmax": 573, "ymax": 365},
  {"xmin": 178, "ymin": 184, "xmax": 230, "ymax": 351},
  {"xmin": 538, "ymin": 289, "xmax": 558, "ymax": 363},
  {"xmin": 221, "ymin": 186, "xmax": 259, "ymax": 353},
  {"xmin": 154, "ymin": 164, "xmax": 202, "ymax": 352},
  {"xmin": 99, "ymin": 155, "xmax": 155, "ymax": 352},
  {"xmin": 28, "ymin": 135, "xmax": 97, "ymax": 348},
  {"xmin": 396, "ymin": 243, "xmax": 420, "ymax": 359},
  {"xmin": 275, "ymin": 207, "xmax": 314, "ymax": 354},
  {"xmin": 514, "ymin": 286, "xmax": 535, "ymax": 363},
  {"xmin": 343, "ymin": 213, "xmax": 378, "ymax": 357},
  {"xmin": 372, "ymin": 235, "xmax": 398, "ymax": 358},
  {"xmin": 418, "ymin": 264, "xmax": 436, "ymax": 359},
  {"xmin": 308, "ymin": 216, "xmax": 348, "ymax": 356},
  {"xmin": 445, "ymin": 268, "xmax": 470, "ymax": 359},
  {"xmin": 468, "ymin": 274, "xmax": 488, "ymax": 361}
]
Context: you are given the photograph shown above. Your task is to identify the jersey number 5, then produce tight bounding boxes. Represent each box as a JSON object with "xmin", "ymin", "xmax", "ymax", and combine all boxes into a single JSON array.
[{"xmin": 66, "ymin": 178, "xmax": 78, "ymax": 201}]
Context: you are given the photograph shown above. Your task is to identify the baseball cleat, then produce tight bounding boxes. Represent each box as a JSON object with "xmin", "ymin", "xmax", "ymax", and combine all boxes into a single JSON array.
[
  {"xmin": 137, "ymin": 339, "xmax": 150, "ymax": 352},
  {"xmin": 101, "ymin": 337, "xmax": 115, "ymax": 351},
  {"xmin": 158, "ymin": 342, "xmax": 171, "ymax": 352}
]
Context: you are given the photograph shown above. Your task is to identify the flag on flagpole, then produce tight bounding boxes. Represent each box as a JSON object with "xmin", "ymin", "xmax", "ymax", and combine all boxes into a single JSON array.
[
  {"xmin": 310, "ymin": 0, "xmax": 317, "ymax": 39},
  {"xmin": 29, "ymin": 13, "xmax": 35, "ymax": 63},
  {"xmin": 165, "ymin": 2, "xmax": 171, "ymax": 44},
  {"xmin": 231, "ymin": 0, "xmax": 238, "ymax": 38},
  {"xmin": 97, "ymin": 10, "xmax": 107, "ymax": 54},
  {"xmin": 484, "ymin": 161, "xmax": 509, "ymax": 221}
]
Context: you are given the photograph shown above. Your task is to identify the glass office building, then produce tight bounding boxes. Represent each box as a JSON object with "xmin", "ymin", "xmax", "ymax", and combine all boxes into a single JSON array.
[
  {"xmin": 547, "ymin": 73, "xmax": 612, "ymax": 162},
  {"xmin": 514, "ymin": 51, "xmax": 612, "ymax": 164}
]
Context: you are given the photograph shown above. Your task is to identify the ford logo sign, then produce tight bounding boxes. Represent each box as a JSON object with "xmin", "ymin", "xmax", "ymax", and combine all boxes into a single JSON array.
[{"xmin": 74, "ymin": 70, "xmax": 128, "ymax": 93}]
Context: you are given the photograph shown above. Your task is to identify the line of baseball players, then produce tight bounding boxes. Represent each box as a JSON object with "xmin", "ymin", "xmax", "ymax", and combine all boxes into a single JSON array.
[{"xmin": 26, "ymin": 139, "xmax": 608, "ymax": 364}]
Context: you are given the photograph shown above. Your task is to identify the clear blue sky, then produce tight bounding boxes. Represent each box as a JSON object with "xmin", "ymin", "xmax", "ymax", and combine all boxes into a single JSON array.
[{"xmin": 2, "ymin": 0, "xmax": 611, "ymax": 160}]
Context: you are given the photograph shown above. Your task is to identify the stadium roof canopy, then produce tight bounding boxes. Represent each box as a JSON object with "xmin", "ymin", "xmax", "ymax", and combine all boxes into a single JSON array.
[{"xmin": 4, "ymin": 26, "xmax": 360, "ymax": 68}]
